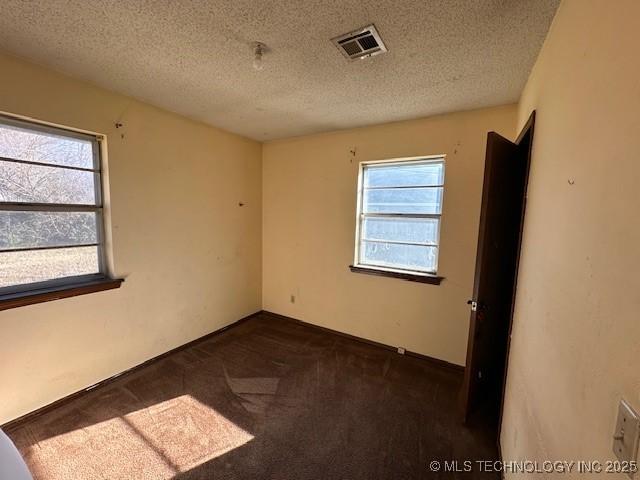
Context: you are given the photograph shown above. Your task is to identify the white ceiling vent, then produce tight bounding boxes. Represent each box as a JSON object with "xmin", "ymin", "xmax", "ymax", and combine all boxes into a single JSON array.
[{"xmin": 332, "ymin": 24, "xmax": 387, "ymax": 61}]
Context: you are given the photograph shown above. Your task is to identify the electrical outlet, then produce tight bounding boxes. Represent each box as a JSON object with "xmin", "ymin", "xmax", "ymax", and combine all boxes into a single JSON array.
[
  {"xmin": 397, "ymin": 347, "xmax": 405, "ymax": 355},
  {"xmin": 613, "ymin": 399, "xmax": 640, "ymax": 477}
]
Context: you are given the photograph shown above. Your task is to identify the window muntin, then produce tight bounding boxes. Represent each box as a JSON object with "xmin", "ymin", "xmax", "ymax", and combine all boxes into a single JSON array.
[
  {"xmin": 0, "ymin": 115, "xmax": 106, "ymax": 293},
  {"xmin": 355, "ymin": 157, "xmax": 445, "ymax": 276}
]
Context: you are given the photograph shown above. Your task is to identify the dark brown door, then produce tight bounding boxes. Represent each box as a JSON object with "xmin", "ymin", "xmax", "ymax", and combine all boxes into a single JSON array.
[{"xmin": 461, "ymin": 113, "xmax": 535, "ymax": 426}]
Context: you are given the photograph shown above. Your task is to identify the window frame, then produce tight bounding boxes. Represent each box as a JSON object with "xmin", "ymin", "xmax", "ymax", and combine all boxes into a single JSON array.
[
  {"xmin": 0, "ymin": 113, "xmax": 122, "ymax": 307},
  {"xmin": 351, "ymin": 155, "xmax": 445, "ymax": 284}
]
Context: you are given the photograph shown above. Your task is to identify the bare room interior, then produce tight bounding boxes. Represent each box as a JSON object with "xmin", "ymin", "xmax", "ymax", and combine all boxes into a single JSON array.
[{"xmin": 1, "ymin": 1, "xmax": 639, "ymax": 479}]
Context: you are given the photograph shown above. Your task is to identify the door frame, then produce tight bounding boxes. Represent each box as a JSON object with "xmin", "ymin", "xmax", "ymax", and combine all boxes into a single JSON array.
[{"xmin": 461, "ymin": 111, "xmax": 536, "ymax": 431}]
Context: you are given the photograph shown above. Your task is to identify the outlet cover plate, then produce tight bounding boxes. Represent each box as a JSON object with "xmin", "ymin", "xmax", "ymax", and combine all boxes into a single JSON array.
[{"xmin": 614, "ymin": 399, "xmax": 640, "ymax": 471}]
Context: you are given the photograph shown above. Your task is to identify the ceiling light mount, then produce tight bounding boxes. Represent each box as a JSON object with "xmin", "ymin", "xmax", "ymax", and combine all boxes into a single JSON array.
[{"xmin": 252, "ymin": 41, "xmax": 267, "ymax": 71}]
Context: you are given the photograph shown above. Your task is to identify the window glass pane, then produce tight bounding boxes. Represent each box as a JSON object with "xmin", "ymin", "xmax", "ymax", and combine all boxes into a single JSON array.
[
  {"xmin": 362, "ymin": 217, "xmax": 439, "ymax": 244},
  {"xmin": 360, "ymin": 241, "xmax": 438, "ymax": 273},
  {"xmin": 364, "ymin": 161, "xmax": 443, "ymax": 188},
  {"xmin": 0, "ymin": 123, "xmax": 94, "ymax": 169},
  {"xmin": 0, "ymin": 246, "xmax": 100, "ymax": 288},
  {"xmin": 363, "ymin": 187, "xmax": 443, "ymax": 214},
  {"xmin": 0, "ymin": 211, "xmax": 97, "ymax": 250},
  {"xmin": 0, "ymin": 160, "xmax": 97, "ymax": 204}
]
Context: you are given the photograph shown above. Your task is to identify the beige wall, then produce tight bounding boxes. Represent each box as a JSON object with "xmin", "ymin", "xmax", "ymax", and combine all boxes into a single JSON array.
[
  {"xmin": 0, "ymin": 52, "xmax": 262, "ymax": 424},
  {"xmin": 501, "ymin": 0, "xmax": 640, "ymax": 474},
  {"xmin": 262, "ymin": 106, "xmax": 516, "ymax": 365}
]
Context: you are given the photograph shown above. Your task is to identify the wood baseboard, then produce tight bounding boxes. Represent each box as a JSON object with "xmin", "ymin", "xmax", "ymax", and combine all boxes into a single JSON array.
[
  {"xmin": 1, "ymin": 311, "xmax": 261, "ymax": 432},
  {"xmin": 261, "ymin": 310, "xmax": 465, "ymax": 374}
]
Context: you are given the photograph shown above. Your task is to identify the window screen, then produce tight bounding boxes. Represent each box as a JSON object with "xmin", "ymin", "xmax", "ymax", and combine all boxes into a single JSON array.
[
  {"xmin": 355, "ymin": 158, "xmax": 445, "ymax": 275},
  {"xmin": 0, "ymin": 115, "xmax": 106, "ymax": 293}
]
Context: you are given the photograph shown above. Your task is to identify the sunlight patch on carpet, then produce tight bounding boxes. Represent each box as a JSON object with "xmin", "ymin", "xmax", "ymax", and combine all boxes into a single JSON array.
[{"xmin": 27, "ymin": 395, "xmax": 254, "ymax": 479}]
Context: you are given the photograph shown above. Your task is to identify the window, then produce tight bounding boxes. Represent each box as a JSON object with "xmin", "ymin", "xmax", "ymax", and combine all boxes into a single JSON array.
[
  {"xmin": 352, "ymin": 157, "xmax": 445, "ymax": 283},
  {"xmin": 0, "ymin": 115, "xmax": 119, "ymax": 303}
]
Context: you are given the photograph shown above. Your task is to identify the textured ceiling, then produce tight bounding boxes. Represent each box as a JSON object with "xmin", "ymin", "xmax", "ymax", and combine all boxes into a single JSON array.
[{"xmin": 0, "ymin": 0, "xmax": 559, "ymax": 141}]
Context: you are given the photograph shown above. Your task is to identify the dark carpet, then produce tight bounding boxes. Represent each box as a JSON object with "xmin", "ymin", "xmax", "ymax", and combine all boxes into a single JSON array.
[{"xmin": 6, "ymin": 312, "xmax": 498, "ymax": 479}]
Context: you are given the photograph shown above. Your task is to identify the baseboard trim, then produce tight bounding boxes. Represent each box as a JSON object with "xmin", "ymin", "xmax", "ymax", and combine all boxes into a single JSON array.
[
  {"xmin": 1, "ymin": 311, "xmax": 261, "ymax": 432},
  {"xmin": 261, "ymin": 310, "xmax": 465, "ymax": 375}
]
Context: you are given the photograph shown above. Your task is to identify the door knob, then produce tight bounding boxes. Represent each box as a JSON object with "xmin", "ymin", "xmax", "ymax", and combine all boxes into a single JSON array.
[{"xmin": 467, "ymin": 300, "xmax": 486, "ymax": 312}]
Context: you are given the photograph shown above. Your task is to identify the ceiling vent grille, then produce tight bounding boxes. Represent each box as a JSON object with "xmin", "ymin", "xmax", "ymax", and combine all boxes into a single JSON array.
[{"xmin": 332, "ymin": 24, "xmax": 387, "ymax": 61}]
